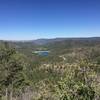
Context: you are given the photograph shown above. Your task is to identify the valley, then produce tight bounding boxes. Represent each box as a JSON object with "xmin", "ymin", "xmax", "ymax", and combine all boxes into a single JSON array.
[{"xmin": 0, "ymin": 37, "xmax": 100, "ymax": 100}]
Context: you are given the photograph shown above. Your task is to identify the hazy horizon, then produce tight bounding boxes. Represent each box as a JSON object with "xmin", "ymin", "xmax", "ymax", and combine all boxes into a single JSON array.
[{"xmin": 0, "ymin": 36, "xmax": 100, "ymax": 41}]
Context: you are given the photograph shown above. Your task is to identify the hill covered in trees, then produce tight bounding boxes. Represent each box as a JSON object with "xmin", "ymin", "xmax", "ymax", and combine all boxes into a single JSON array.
[{"xmin": 0, "ymin": 37, "xmax": 100, "ymax": 100}]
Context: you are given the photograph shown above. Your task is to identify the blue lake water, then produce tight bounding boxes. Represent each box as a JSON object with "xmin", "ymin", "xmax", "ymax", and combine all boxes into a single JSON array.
[{"xmin": 34, "ymin": 51, "xmax": 50, "ymax": 56}]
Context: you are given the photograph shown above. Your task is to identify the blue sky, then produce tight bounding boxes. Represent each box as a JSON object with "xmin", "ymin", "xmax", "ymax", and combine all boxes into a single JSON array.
[{"xmin": 0, "ymin": 0, "xmax": 100, "ymax": 40}]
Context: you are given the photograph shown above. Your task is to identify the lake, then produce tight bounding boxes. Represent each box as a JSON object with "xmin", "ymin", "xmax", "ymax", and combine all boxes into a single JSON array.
[{"xmin": 33, "ymin": 51, "xmax": 50, "ymax": 56}]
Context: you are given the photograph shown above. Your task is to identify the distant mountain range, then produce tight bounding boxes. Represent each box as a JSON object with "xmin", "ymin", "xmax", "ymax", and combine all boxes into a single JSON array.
[
  {"xmin": 33, "ymin": 37, "xmax": 100, "ymax": 45},
  {"xmin": 0, "ymin": 37, "xmax": 100, "ymax": 56},
  {"xmin": 0, "ymin": 37, "xmax": 100, "ymax": 45}
]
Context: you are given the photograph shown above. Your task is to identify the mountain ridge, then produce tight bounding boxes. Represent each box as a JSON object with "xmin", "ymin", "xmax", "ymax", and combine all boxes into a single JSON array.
[{"xmin": 0, "ymin": 37, "xmax": 100, "ymax": 45}]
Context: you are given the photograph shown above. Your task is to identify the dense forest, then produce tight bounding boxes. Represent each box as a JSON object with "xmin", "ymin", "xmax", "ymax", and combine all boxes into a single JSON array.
[{"xmin": 0, "ymin": 37, "xmax": 100, "ymax": 100}]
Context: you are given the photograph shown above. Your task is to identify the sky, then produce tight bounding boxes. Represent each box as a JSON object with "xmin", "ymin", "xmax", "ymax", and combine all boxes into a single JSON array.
[{"xmin": 0, "ymin": 0, "xmax": 100, "ymax": 40}]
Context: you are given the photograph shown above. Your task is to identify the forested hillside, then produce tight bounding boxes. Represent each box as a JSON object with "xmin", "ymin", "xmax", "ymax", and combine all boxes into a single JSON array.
[{"xmin": 0, "ymin": 37, "xmax": 100, "ymax": 100}]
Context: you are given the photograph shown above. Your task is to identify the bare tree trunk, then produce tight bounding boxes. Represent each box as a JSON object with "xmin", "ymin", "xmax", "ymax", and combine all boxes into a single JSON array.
[
  {"xmin": 6, "ymin": 88, "xmax": 8, "ymax": 100},
  {"xmin": 22, "ymin": 93, "xmax": 26, "ymax": 100},
  {"xmin": 10, "ymin": 90, "xmax": 13, "ymax": 100}
]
